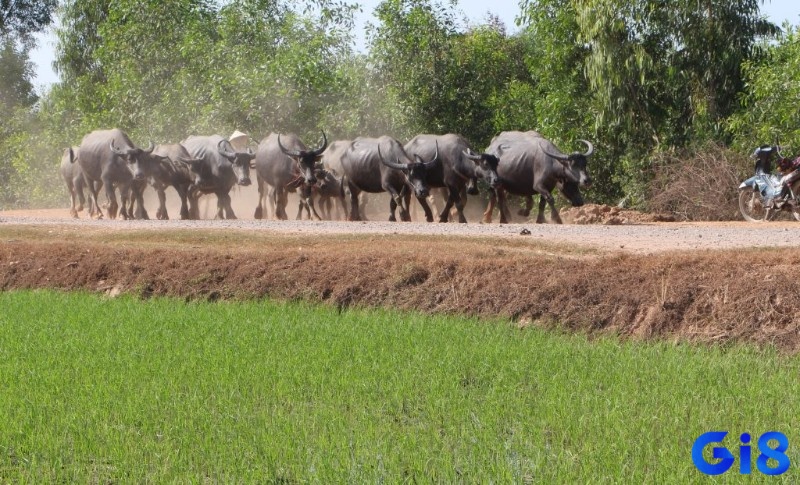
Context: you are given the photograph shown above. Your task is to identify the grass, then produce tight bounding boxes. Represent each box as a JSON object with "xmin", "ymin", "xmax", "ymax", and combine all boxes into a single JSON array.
[{"xmin": 0, "ymin": 290, "xmax": 798, "ymax": 482}]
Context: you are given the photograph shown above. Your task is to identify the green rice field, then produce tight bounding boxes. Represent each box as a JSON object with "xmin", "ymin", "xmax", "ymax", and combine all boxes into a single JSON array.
[{"xmin": 0, "ymin": 290, "xmax": 797, "ymax": 482}]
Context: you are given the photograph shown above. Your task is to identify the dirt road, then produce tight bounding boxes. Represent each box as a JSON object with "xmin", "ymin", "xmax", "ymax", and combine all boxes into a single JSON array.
[{"xmin": 2, "ymin": 208, "xmax": 800, "ymax": 253}]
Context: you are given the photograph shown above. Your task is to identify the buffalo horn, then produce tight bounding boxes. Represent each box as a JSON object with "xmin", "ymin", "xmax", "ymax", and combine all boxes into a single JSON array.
[
  {"xmin": 68, "ymin": 147, "xmax": 76, "ymax": 164},
  {"xmin": 543, "ymin": 147, "xmax": 571, "ymax": 162},
  {"xmin": 277, "ymin": 134, "xmax": 302, "ymax": 157},
  {"xmin": 378, "ymin": 144, "xmax": 407, "ymax": 171},
  {"xmin": 579, "ymin": 139, "xmax": 594, "ymax": 157},
  {"xmin": 311, "ymin": 131, "xmax": 328, "ymax": 156},
  {"xmin": 463, "ymin": 148, "xmax": 483, "ymax": 161},
  {"xmin": 142, "ymin": 141, "xmax": 155, "ymax": 154},
  {"xmin": 218, "ymin": 139, "xmax": 237, "ymax": 159},
  {"xmin": 110, "ymin": 139, "xmax": 128, "ymax": 156},
  {"xmin": 424, "ymin": 141, "xmax": 440, "ymax": 168}
]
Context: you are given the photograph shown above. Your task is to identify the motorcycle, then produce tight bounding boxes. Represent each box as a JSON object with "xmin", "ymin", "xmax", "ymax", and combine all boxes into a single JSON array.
[{"xmin": 738, "ymin": 145, "xmax": 800, "ymax": 222}]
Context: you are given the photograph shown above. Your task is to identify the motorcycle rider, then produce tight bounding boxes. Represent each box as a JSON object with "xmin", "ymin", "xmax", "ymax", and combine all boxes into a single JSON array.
[{"xmin": 775, "ymin": 154, "xmax": 800, "ymax": 206}]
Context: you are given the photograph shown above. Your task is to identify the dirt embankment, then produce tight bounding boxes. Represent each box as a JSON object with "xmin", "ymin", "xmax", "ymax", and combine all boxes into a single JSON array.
[{"xmin": 2, "ymin": 226, "xmax": 799, "ymax": 351}]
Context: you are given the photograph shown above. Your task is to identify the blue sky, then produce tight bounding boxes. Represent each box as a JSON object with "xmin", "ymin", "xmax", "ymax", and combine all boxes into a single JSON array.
[{"xmin": 30, "ymin": 0, "xmax": 799, "ymax": 91}]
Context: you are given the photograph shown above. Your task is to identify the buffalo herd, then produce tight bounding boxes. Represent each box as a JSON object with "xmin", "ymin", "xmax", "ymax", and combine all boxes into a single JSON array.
[{"xmin": 61, "ymin": 128, "xmax": 594, "ymax": 224}]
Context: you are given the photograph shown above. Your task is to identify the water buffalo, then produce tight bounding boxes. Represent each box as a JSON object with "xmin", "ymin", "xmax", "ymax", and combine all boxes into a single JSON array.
[
  {"xmin": 77, "ymin": 129, "xmax": 159, "ymax": 219},
  {"xmin": 482, "ymin": 131, "xmax": 592, "ymax": 224},
  {"xmin": 181, "ymin": 135, "xmax": 255, "ymax": 219},
  {"xmin": 321, "ymin": 139, "xmax": 371, "ymax": 220},
  {"xmin": 59, "ymin": 146, "xmax": 89, "ymax": 218},
  {"xmin": 139, "ymin": 144, "xmax": 205, "ymax": 220},
  {"xmin": 404, "ymin": 134, "xmax": 500, "ymax": 223},
  {"xmin": 339, "ymin": 136, "xmax": 438, "ymax": 222},
  {"xmin": 312, "ymin": 166, "xmax": 347, "ymax": 220},
  {"xmin": 254, "ymin": 132, "xmax": 328, "ymax": 220}
]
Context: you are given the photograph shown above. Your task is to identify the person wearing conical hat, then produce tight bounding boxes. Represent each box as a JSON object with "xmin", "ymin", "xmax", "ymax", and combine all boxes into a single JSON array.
[{"xmin": 229, "ymin": 130, "xmax": 249, "ymax": 151}]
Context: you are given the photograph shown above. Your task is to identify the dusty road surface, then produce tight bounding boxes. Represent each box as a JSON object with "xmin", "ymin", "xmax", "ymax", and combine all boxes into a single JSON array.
[
  {"xmin": 2, "ymin": 207, "xmax": 800, "ymax": 253},
  {"xmin": 2, "ymin": 207, "xmax": 800, "ymax": 351}
]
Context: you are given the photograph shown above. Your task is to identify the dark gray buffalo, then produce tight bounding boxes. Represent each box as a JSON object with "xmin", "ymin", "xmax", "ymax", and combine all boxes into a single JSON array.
[
  {"xmin": 483, "ymin": 131, "xmax": 592, "ymax": 224},
  {"xmin": 404, "ymin": 133, "xmax": 500, "ymax": 223},
  {"xmin": 142, "ymin": 144, "xmax": 205, "ymax": 220},
  {"xmin": 254, "ymin": 132, "xmax": 327, "ymax": 220},
  {"xmin": 181, "ymin": 135, "xmax": 255, "ymax": 219},
  {"xmin": 322, "ymin": 139, "xmax": 373, "ymax": 220},
  {"xmin": 77, "ymin": 129, "xmax": 159, "ymax": 219},
  {"xmin": 59, "ymin": 146, "xmax": 91, "ymax": 218},
  {"xmin": 339, "ymin": 136, "xmax": 438, "ymax": 222}
]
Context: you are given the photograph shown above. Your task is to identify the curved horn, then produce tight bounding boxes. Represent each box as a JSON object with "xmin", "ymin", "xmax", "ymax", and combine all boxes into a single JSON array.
[
  {"xmin": 218, "ymin": 139, "xmax": 237, "ymax": 159},
  {"xmin": 311, "ymin": 131, "xmax": 328, "ymax": 156},
  {"xmin": 142, "ymin": 141, "xmax": 155, "ymax": 154},
  {"xmin": 578, "ymin": 139, "xmax": 594, "ymax": 157},
  {"xmin": 378, "ymin": 143, "xmax": 407, "ymax": 171},
  {"xmin": 429, "ymin": 141, "xmax": 439, "ymax": 163},
  {"xmin": 462, "ymin": 148, "xmax": 483, "ymax": 161},
  {"xmin": 277, "ymin": 134, "xmax": 302, "ymax": 158},
  {"xmin": 543, "ymin": 147, "xmax": 571, "ymax": 162},
  {"xmin": 110, "ymin": 139, "xmax": 128, "ymax": 156},
  {"xmin": 68, "ymin": 147, "xmax": 76, "ymax": 164}
]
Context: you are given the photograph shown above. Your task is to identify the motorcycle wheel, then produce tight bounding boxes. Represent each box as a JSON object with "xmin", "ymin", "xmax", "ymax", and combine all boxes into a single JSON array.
[{"xmin": 738, "ymin": 188, "xmax": 768, "ymax": 222}]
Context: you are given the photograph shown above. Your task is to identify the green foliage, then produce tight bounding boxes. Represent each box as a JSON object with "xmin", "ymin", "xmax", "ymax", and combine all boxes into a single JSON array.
[
  {"xmin": 727, "ymin": 26, "xmax": 800, "ymax": 153},
  {"xmin": 0, "ymin": 0, "xmax": 57, "ymax": 40},
  {"xmin": 2, "ymin": 0, "xmax": 799, "ymax": 212}
]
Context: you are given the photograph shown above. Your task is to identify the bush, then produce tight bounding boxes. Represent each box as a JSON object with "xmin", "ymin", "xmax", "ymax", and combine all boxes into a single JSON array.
[{"xmin": 647, "ymin": 143, "xmax": 752, "ymax": 221}]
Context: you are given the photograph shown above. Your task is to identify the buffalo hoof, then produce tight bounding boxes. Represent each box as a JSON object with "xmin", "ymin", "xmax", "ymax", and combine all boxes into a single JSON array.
[
  {"xmin": 517, "ymin": 208, "xmax": 531, "ymax": 217},
  {"xmin": 536, "ymin": 216, "xmax": 546, "ymax": 224},
  {"xmin": 254, "ymin": 206, "xmax": 263, "ymax": 219}
]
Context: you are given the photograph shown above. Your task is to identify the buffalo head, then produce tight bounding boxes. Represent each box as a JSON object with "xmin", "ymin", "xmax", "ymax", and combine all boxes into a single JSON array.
[
  {"xmin": 558, "ymin": 180, "xmax": 584, "ymax": 207},
  {"xmin": 278, "ymin": 132, "xmax": 328, "ymax": 187},
  {"xmin": 183, "ymin": 158, "xmax": 215, "ymax": 190},
  {"xmin": 380, "ymin": 141, "xmax": 439, "ymax": 199},
  {"xmin": 110, "ymin": 139, "xmax": 156, "ymax": 181},
  {"xmin": 463, "ymin": 148, "xmax": 501, "ymax": 190},
  {"xmin": 218, "ymin": 139, "xmax": 255, "ymax": 186},
  {"xmin": 543, "ymin": 140, "xmax": 593, "ymax": 187}
]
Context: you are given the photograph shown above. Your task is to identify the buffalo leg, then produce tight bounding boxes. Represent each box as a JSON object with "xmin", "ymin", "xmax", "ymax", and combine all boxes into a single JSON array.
[
  {"xmin": 416, "ymin": 195, "xmax": 434, "ymax": 222},
  {"xmin": 156, "ymin": 187, "xmax": 168, "ymax": 220},
  {"xmin": 482, "ymin": 192, "xmax": 496, "ymax": 224},
  {"xmin": 66, "ymin": 180, "xmax": 78, "ymax": 218},
  {"xmin": 399, "ymin": 188, "xmax": 411, "ymax": 222},
  {"xmin": 533, "ymin": 179, "xmax": 562, "ymax": 223},
  {"xmin": 498, "ymin": 189, "xmax": 510, "ymax": 224},
  {"xmin": 218, "ymin": 192, "xmax": 236, "ymax": 219},
  {"xmin": 254, "ymin": 175, "xmax": 265, "ymax": 220},
  {"xmin": 188, "ymin": 192, "xmax": 200, "ymax": 220},
  {"xmin": 347, "ymin": 182, "xmax": 361, "ymax": 221},
  {"xmin": 536, "ymin": 195, "xmax": 547, "ymax": 224},
  {"xmin": 176, "ymin": 186, "xmax": 190, "ymax": 220},
  {"xmin": 518, "ymin": 196, "xmax": 533, "ymax": 217},
  {"xmin": 131, "ymin": 182, "xmax": 148, "ymax": 220},
  {"xmin": 277, "ymin": 188, "xmax": 286, "ymax": 220},
  {"xmin": 74, "ymin": 174, "xmax": 86, "ymax": 213},
  {"xmin": 101, "ymin": 174, "xmax": 120, "ymax": 219}
]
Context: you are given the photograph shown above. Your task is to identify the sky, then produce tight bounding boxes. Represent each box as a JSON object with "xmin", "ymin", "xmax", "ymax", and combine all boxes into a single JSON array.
[{"xmin": 29, "ymin": 0, "xmax": 800, "ymax": 92}]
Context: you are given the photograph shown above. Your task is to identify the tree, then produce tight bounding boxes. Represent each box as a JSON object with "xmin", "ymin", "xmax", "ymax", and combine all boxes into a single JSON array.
[
  {"xmin": 0, "ymin": 0, "xmax": 57, "ymax": 41},
  {"xmin": 727, "ymin": 26, "xmax": 800, "ymax": 152}
]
